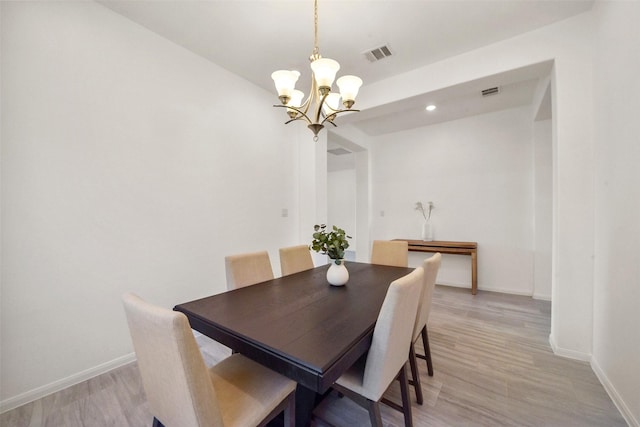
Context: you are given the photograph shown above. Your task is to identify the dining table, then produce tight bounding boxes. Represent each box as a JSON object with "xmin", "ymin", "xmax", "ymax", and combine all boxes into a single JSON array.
[{"xmin": 174, "ymin": 261, "xmax": 415, "ymax": 426}]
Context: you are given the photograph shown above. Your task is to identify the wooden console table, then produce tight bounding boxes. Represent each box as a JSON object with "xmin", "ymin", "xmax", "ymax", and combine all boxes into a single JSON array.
[{"xmin": 394, "ymin": 240, "xmax": 478, "ymax": 295}]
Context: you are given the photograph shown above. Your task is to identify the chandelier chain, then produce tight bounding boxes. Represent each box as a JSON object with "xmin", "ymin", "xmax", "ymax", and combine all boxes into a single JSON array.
[{"xmin": 313, "ymin": 0, "xmax": 319, "ymax": 56}]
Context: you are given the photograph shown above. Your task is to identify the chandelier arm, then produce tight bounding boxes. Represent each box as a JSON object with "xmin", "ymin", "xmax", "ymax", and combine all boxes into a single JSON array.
[
  {"xmin": 320, "ymin": 104, "xmax": 341, "ymax": 115},
  {"xmin": 285, "ymin": 117, "xmax": 307, "ymax": 125},
  {"xmin": 323, "ymin": 118, "xmax": 338, "ymax": 128},
  {"xmin": 303, "ymin": 76, "xmax": 319, "ymax": 116},
  {"xmin": 319, "ymin": 108, "xmax": 361, "ymax": 126},
  {"xmin": 273, "ymin": 104, "xmax": 313, "ymax": 125},
  {"xmin": 314, "ymin": 92, "xmax": 330, "ymax": 124},
  {"xmin": 299, "ymin": 95, "xmax": 313, "ymax": 116}
]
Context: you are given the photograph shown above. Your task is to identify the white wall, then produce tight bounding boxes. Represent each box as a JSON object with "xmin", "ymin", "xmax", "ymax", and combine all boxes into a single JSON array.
[
  {"xmin": 327, "ymin": 169, "xmax": 357, "ymax": 249},
  {"xmin": 296, "ymin": 127, "xmax": 328, "ymax": 267},
  {"xmin": 533, "ymin": 119, "xmax": 552, "ymax": 300},
  {"xmin": 328, "ymin": 126, "xmax": 373, "ymax": 262},
  {"xmin": 0, "ymin": 1, "xmax": 298, "ymax": 409},
  {"xmin": 3, "ymin": 1, "xmax": 638, "ymax": 423},
  {"xmin": 370, "ymin": 107, "xmax": 534, "ymax": 295},
  {"xmin": 591, "ymin": 1, "xmax": 640, "ymax": 425},
  {"xmin": 358, "ymin": 9, "xmax": 596, "ymax": 361}
]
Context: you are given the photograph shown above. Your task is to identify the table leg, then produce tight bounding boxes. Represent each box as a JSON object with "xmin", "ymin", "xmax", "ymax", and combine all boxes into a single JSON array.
[
  {"xmin": 471, "ymin": 250, "xmax": 478, "ymax": 295},
  {"xmin": 296, "ymin": 384, "xmax": 319, "ymax": 427},
  {"xmin": 265, "ymin": 384, "xmax": 317, "ymax": 427}
]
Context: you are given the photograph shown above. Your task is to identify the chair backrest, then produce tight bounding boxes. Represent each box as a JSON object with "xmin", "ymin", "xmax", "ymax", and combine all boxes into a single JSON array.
[
  {"xmin": 122, "ymin": 293, "xmax": 223, "ymax": 427},
  {"xmin": 279, "ymin": 245, "xmax": 314, "ymax": 276},
  {"xmin": 412, "ymin": 253, "xmax": 442, "ymax": 341},
  {"xmin": 225, "ymin": 250, "xmax": 274, "ymax": 290},
  {"xmin": 362, "ymin": 267, "xmax": 424, "ymax": 401},
  {"xmin": 370, "ymin": 240, "xmax": 408, "ymax": 267}
]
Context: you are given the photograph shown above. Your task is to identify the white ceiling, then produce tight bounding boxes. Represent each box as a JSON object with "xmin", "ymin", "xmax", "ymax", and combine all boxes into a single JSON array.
[{"xmin": 99, "ymin": 0, "xmax": 593, "ymax": 136}]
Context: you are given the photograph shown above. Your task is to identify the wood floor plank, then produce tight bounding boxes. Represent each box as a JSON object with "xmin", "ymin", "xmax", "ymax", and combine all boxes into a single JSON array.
[{"xmin": 0, "ymin": 285, "xmax": 627, "ymax": 427}]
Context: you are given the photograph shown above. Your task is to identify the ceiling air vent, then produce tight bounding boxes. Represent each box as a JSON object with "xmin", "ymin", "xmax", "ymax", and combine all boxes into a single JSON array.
[
  {"xmin": 327, "ymin": 148, "xmax": 351, "ymax": 156},
  {"xmin": 481, "ymin": 86, "xmax": 501, "ymax": 97},
  {"xmin": 363, "ymin": 45, "xmax": 393, "ymax": 62}
]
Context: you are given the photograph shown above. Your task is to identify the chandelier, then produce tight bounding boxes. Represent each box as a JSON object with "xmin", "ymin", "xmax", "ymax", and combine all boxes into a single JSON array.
[{"xmin": 271, "ymin": 0, "xmax": 363, "ymax": 141}]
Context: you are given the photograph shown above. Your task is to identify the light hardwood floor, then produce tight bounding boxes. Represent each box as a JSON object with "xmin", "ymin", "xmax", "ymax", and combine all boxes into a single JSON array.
[{"xmin": 1, "ymin": 285, "xmax": 627, "ymax": 427}]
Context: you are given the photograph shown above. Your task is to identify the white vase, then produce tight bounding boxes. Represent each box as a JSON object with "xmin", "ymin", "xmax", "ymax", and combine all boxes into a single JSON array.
[
  {"xmin": 421, "ymin": 221, "xmax": 434, "ymax": 241},
  {"xmin": 327, "ymin": 259, "xmax": 349, "ymax": 286}
]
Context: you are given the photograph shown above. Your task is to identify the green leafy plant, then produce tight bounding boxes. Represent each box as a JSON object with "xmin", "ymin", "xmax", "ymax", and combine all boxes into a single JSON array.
[{"xmin": 310, "ymin": 224, "xmax": 352, "ymax": 263}]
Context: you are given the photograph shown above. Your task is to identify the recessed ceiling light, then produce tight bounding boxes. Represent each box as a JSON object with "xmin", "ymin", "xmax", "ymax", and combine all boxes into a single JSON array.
[{"xmin": 426, "ymin": 105, "xmax": 436, "ymax": 111}]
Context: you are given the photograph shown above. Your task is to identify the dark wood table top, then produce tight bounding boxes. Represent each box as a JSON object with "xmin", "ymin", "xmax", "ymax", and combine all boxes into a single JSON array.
[{"xmin": 174, "ymin": 261, "xmax": 414, "ymax": 393}]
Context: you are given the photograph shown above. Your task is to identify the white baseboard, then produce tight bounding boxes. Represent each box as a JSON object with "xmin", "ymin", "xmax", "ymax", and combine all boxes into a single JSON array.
[
  {"xmin": 548, "ymin": 334, "xmax": 592, "ymax": 362},
  {"xmin": 437, "ymin": 281, "xmax": 534, "ymax": 297},
  {"xmin": 480, "ymin": 286, "xmax": 533, "ymax": 296},
  {"xmin": 532, "ymin": 292, "xmax": 552, "ymax": 301},
  {"xmin": 0, "ymin": 353, "xmax": 136, "ymax": 414},
  {"xmin": 591, "ymin": 357, "xmax": 639, "ymax": 427},
  {"xmin": 435, "ymin": 281, "xmax": 468, "ymax": 289},
  {"xmin": 438, "ymin": 280, "xmax": 550, "ymax": 300}
]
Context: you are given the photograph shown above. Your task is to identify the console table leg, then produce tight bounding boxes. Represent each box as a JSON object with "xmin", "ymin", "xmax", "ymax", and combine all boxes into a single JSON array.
[
  {"xmin": 397, "ymin": 240, "xmax": 478, "ymax": 295},
  {"xmin": 471, "ymin": 251, "xmax": 478, "ymax": 295}
]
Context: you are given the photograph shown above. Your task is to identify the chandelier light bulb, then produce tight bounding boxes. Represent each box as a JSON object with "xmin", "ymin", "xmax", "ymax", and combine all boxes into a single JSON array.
[
  {"xmin": 287, "ymin": 90, "xmax": 305, "ymax": 119},
  {"xmin": 271, "ymin": 70, "xmax": 301, "ymax": 104},
  {"xmin": 336, "ymin": 75, "xmax": 363, "ymax": 108},
  {"xmin": 310, "ymin": 58, "xmax": 340, "ymax": 94},
  {"xmin": 289, "ymin": 90, "xmax": 305, "ymax": 108}
]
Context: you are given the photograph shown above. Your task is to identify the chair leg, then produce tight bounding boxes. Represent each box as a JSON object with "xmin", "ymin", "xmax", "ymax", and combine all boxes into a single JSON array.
[
  {"xmin": 398, "ymin": 363, "xmax": 414, "ymax": 427},
  {"xmin": 283, "ymin": 392, "xmax": 296, "ymax": 427},
  {"xmin": 334, "ymin": 382, "xmax": 386, "ymax": 427},
  {"xmin": 421, "ymin": 326, "xmax": 434, "ymax": 376},
  {"xmin": 408, "ymin": 343, "xmax": 424, "ymax": 405},
  {"xmin": 366, "ymin": 399, "xmax": 383, "ymax": 427},
  {"xmin": 152, "ymin": 418, "xmax": 165, "ymax": 427}
]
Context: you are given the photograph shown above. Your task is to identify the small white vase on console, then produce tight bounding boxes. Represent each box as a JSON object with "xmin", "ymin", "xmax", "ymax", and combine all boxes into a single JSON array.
[
  {"xmin": 422, "ymin": 221, "xmax": 434, "ymax": 241},
  {"xmin": 327, "ymin": 259, "xmax": 349, "ymax": 286}
]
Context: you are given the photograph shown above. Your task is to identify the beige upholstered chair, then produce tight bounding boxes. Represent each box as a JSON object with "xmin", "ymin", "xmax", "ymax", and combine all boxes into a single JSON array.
[
  {"xmin": 279, "ymin": 245, "xmax": 314, "ymax": 276},
  {"xmin": 408, "ymin": 253, "xmax": 442, "ymax": 405},
  {"xmin": 370, "ymin": 240, "xmax": 409, "ymax": 267},
  {"xmin": 225, "ymin": 250, "xmax": 274, "ymax": 290},
  {"xmin": 330, "ymin": 267, "xmax": 424, "ymax": 427},
  {"xmin": 122, "ymin": 293, "xmax": 296, "ymax": 427}
]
